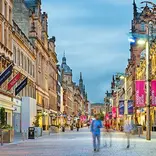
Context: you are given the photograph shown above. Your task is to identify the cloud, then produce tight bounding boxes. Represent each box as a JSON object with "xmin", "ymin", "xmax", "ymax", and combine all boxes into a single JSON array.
[{"xmin": 42, "ymin": 0, "xmax": 131, "ymax": 103}]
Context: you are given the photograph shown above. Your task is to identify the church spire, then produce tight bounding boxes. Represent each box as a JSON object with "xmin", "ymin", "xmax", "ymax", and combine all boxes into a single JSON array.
[
  {"xmin": 133, "ymin": 0, "xmax": 137, "ymax": 19},
  {"xmin": 80, "ymin": 72, "xmax": 82, "ymax": 80}
]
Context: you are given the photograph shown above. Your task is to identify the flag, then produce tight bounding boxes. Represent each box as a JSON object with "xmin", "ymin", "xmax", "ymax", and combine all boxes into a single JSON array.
[
  {"xmin": 119, "ymin": 100, "xmax": 124, "ymax": 115},
  {"xmin": 0, "ymin": 64, "xmax": 13, "ymax": 86},
  {"xmin": 151, "ymin": 80, "xmax": 156, "ymax": 106},
  {"xmin": 15, "ymin": 77, "xmax": 27, "ymax": 96},
  {"xmin": 135, "ymin": 80, "xmax": 145, "ymax": 107},
  {"xmin": 128, "ymin": 100, "xmax": 133, "ymax": 115},
  {"xmin": 8, "ymin": 73, "xmax": 21, "ymax": 90}
]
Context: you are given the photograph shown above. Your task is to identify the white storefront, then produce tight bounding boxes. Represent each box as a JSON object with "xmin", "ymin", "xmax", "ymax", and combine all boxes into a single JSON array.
[
  {"xmin": 21, "ymin": 97, "xmax": 36, "ymax": 132},
  {"xmin": 13, "ymin": 98, "xmax": 22, "ymax": 133},
  {"xmin": 0, "ymin": 94, "xmax": 14, "ymax": 126}
]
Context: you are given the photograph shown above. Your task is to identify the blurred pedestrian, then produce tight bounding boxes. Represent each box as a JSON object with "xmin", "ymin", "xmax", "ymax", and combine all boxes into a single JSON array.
[
  {"xmin": 104, "ymin": 120, "xmax": 112, "ymax": 147},
  {"xmin": 87, "ymin": 120, "xmax": 90, "ymax": 128},
  {"xmin": 76, "ymin": 119, "xmax": 80, "ymax": 131},
  {"xmin": 90, "ymin": 114, "xmax": 103, "ymax": 152},
  {"xmin": 124, "ymin": 118, "xmax": 132, "ymax": 148}
]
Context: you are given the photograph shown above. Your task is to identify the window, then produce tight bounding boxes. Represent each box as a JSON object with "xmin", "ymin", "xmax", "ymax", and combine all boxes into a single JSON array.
[
  {"xmin": 4, "ymin": 2, "xmax": 7, "ymax": 19},
  {"xmin": 32, "ymin": 64, "xmax": 35, "ymax": 78},
  {"xmin": 0, "ymin": 0, "xmax": 2, "ymax": 14},
  {"xmin": 21, "ymin": 53, "xmax": 24, "ymax": 68},
  {"xmin": 0, "ymin": 23, "xmax": 2, "ymax": 42},
  {"xmin": 4, "ymin": 28, "xmax": 7, "ymax": 46},
  {"xmin": 13, "ymin": 46, "xmax": 16, "ymax": 63},
  {"xmin": 8, "ymin": 33, "xmax": 11, "ymax": 50},
  {"xmin": 27, "ymin": 59, "xmax": 29, "ymax": 73},
  {"xmin": 18, "ymin": 50, "xmax": 20, "ymax": 66},
  {"xmin": 21, "ymin": 53, "xmax": 23, "ymax": 67},
  {"xmin": 141, "ymin": 22, "xmax": 145, "ymax": 32},
  {"xmin": 9, "ymin": 7, "xmax": 12, "ymax": 23}
]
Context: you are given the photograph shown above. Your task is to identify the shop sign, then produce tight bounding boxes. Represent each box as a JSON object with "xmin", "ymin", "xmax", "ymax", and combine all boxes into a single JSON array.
[
  {"xmin": 15, "ymin": 77, "xmax": 27, "ymax": 95},
  {"xmin": 105, "ymin": 113, "xmax": 109, "ymax": 121},
  {"xmin": 128, "ymin": 100, "xmax": 133, "ymax": 115},
  {"xmin": 8, "ymin": 72, "xmax": 21, "ymax": 90},
  {"xmin": 135, "ymin": 80, "xmax": 145, "ymax": 107},
  {"xmin": 0, "ymin": 64, "xmax": 13, "ymax": 86},
  {"xmin": 112, "ymin": 107, "xmax": 116, "ymax": 118},
  {"xmin": 109, "ymin": 112, "xmax": 112, "ymax": 119},
  {"xmin": 119, "ymin": 100, "xmax": 124, "ymax": 115},
  {"xmin": 151, "ymin": 80, "xmax": 156, "ymax": 106}
]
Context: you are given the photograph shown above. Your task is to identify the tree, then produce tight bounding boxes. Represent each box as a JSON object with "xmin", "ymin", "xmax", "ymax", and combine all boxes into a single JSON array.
[{"xmin": 0, "ymin": 107, "xmax": 6, "ymax": 126}]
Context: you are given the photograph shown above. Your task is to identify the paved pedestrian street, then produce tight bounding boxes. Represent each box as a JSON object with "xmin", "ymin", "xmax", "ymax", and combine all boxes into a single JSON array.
[{"xmin": 0, "ymin": 128, "xmax": 156, "ymax": 156}]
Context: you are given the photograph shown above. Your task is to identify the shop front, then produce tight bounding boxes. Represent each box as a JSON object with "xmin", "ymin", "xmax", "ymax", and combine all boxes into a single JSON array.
[
  {"xmin": 13, "ymin": 98, "xmax": 21, "ymax": 133},
  {"xmin": 0, "ymin": 94, "xmax": 14, "ymax": 126}
]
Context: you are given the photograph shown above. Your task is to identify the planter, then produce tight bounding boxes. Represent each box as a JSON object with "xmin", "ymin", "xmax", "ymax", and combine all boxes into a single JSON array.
[
  {"xmin": 2, "ymin": 129, "xmax": 14, "ymax": 143},
  {"xmin": 35, "ymin": 127, "xmax": 42, "ymax": 137}
]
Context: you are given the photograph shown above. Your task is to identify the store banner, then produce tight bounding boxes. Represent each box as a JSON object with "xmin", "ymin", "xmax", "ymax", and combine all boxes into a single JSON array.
[
  {"xmin": 0, "ymin": 64, "xmax": 13, "ymax": 86},
  {"xmin": 151, "ymin": 80, "xmax": 156, "ymax": 106},
  {"xmin": 8, "ymin": 73, "xmax": 21, "ymax": 90},
  {"xmin": 112, "ymin": 107, "xmax": 116, "ymax": 118},
  {"xmin": 135, "ymin": 80, "xmax": 145, "ymax": 107},
  {"xmin": 105, "ymin": 113, "xmax": 109, "ymax": 121},
  {"xmin": 119, "ymin": 100, "xmax": 124, "ymax": 115},
  {"xmin": 109, "ymin": 112, "xmax": 112, "ymax": 119},
  {"xmin": 128, "ymin": 100, "xmax": 133, "ymax": 115},
  {"xmin": 15, "ymin": 77, "xmax": 27, "ymax": 95}
]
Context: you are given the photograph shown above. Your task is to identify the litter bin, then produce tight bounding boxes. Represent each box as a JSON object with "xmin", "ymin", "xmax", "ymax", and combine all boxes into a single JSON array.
[
  {"xmin": 28, "ymin": 127, "xmax": 35, "ymax": 139},
  {"xmin": 62, "ymin": 126, "xmax": 65, "ymax": 132}
]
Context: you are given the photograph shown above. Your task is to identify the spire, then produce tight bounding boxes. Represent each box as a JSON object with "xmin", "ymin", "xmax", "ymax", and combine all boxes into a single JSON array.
[
  {"xmin": 133, "ymin": 0, "xmax": 137, "ymax": 19},
  {"xmin": 62, "ymin": 51, "xmax": 66, "ymax": 64},
  {"xmin": 80, "ymin": 72, "xmax": 82, "ymax": 80}
]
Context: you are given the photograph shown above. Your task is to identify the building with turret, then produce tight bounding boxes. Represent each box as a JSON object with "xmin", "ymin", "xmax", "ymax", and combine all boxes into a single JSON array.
[{"xmin": 61, "ymin": 54, "xmax": 89, "ymax": 118}]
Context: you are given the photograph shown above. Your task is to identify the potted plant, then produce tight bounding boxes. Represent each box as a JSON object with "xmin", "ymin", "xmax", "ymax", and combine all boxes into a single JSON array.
[
  {"xmin": 33, "ymin": 114, "xmax": 42, "ymax": 137},
  {"xmin": 0, "ymin": 107, "xmax": 14, "ymax": 143}
]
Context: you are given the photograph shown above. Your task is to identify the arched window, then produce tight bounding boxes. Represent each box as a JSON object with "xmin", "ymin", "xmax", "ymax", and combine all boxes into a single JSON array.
[{"xmin": 140, "ymin": 22, "xmax": 145, "ymax": 32}]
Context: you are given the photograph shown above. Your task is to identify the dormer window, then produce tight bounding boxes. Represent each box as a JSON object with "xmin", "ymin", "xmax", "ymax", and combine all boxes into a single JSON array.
[{"xmin": 140, "ymin": 22, "xmax": 145, "ymax": 32}]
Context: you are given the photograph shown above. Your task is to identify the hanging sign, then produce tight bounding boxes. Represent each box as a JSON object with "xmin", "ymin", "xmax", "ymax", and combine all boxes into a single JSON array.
[
  {"xmin": 112, "ymin": 107, "xmax": 116, "ymax": 118},
  {"xmin": 135, "ymin": 80, "xmax": 145, "ymax": 107},
  {"xmin": 128, "ymin": 100, "xmax": 133, "ymax": 115},
  {"xmin": 109, "ymin": 112, "xmax": 112, "ymax": 119},
  {"xmin": 119, "ymin": 100, "xmax": 124, "ymax": 115},
  {"xmin": 151, "ymin": 80, "xmax": 156, "ymax": 106},
  {"xmin": 0, "ymin": 64, "xmax": 13, "ymax": 86},
  {"xmin": 15, "ymin": 77, "xmax": 27, "ymax": 95},
  {"xmin": 8, "ymin": 72, "xmax": 21, "ymax": 90}
]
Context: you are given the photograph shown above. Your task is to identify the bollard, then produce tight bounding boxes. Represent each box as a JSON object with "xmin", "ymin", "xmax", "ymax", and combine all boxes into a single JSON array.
[
  {"xmin": 22, "ymin": 130, "xmax": 25, "ymax": 141},
  {"xmin": 25, "ymin": 130, "xmax": 27, "ymax": 140},
  {"xmin": 138, "ymin": 127, "xmax": 141, "ymax": 137}
]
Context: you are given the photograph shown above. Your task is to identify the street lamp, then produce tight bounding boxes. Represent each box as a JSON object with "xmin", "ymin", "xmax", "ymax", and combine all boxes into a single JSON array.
[{"xmin": 129, "ymin": 21, "xmax": 153, "ymax": 140}]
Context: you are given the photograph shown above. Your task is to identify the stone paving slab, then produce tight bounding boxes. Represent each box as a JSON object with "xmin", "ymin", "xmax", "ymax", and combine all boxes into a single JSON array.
[{"xmin": 0, "ymin": 128, "xmax": 156, "ymax": 156}]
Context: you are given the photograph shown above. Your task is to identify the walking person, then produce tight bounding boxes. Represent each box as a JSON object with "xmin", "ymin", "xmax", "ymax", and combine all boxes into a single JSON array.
[
  {"xmin": 87, "ymin": 120, "xmax": 90, "ymax": 128},
  {"xmin": 104, "ymin": 120, "xmax": 112, "ymax": 147},
  {"xmin": 124, "ymin": 118, "xmax": 132, "ymax": 149},
  {"xmin": 76, "ymin": 119, "xmax": 80, "ymax": 131},
  {"xmin": 90, "ymin": 114, "xmax": 103, "ymax": 152}
]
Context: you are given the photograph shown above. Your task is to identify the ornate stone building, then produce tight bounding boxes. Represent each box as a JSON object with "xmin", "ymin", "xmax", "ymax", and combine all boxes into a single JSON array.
[
  {"xmin": 0, "ymin": 0, "xmax": 14, "ymax": 127},
  {"xmin": 61, "ymin": 55, "xmax": 89, "ymax": 117},
  {"xmin": 61, "ymin": 54, "xmax": 73, "ymax": 115},
  {"xmin": 13, "ymin": 0, "xmax": 58, "ymax": 130}
]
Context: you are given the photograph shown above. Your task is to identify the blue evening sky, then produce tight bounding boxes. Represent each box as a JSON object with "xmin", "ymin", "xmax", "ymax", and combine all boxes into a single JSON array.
[{"xmin": 42, "ymin": 0, "xmax": 143, "ymax": 103}]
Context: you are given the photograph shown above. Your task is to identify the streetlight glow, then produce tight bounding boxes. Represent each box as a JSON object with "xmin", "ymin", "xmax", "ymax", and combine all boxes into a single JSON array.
[
  {"xmin": 128, "ymin": 38, "xmax": 135, "ymax": 43},
  {"xmin": 137, "ymin": 39, "xmax": 146, "ymax": 45}
]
